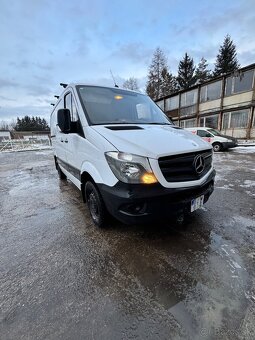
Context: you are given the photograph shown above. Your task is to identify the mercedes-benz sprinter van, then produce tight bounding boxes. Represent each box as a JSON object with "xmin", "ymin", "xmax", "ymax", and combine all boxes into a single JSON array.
[{"xmin": 50, "ymin": 84, "xmax": 215, "ymax": 227}]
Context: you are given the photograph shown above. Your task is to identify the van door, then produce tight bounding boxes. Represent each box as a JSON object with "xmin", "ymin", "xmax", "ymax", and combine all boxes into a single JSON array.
[
  {"xmin": 51, "ymin": 98, "xmax": 69, "ymax": 168},
  {"xmin": 197, "ymin": 129, "xmax": 214, "ymax": 144},
  {"xmin": 64, "ymin": 91, "xmax": 85, "ymax": 184}
]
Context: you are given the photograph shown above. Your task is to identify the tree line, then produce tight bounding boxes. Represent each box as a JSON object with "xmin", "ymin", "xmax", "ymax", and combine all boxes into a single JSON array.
[
  {"xmin": 123, "ymin": 34, "xmax": 240, "ymax": 100},
  {"xmin": 0, "ymin": 116, "xmax": 49, "ymax": 131}
]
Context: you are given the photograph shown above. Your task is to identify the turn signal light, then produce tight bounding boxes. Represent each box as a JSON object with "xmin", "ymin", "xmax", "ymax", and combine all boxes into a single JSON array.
[{"xmin": 141, "ymin": 173, "xmax": 158, "ymax": 184}]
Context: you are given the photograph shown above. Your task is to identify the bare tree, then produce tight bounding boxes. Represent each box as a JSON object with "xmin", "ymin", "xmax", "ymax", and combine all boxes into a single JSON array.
[
  {"xmin": 0, "ymin": 120, "xmax": 11, "ymax": 130},
  {"xmin": 123, "ymin": 77, "xmax": 139, "ymax": 91}
]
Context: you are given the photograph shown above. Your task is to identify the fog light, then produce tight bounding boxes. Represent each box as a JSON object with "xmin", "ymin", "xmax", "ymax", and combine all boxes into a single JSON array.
[{"xmin": 141, "ymin": 172, "xmax": 157, "ymax": 184}]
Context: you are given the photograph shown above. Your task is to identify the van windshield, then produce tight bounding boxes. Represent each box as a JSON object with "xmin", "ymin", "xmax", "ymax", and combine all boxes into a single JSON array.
[
  {"xmin": 76, "ymin": 86, "xmax": 173, "ymax": 125},
  {"xmin": 208, "ymin": 128, "xmax": 223, "ymax": 136}
]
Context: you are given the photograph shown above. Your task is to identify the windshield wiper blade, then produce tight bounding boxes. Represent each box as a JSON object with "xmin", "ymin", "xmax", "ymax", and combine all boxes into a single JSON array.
[{"xmin": 145, "ymin": 122, "xmax": 172, "ymax": 125}]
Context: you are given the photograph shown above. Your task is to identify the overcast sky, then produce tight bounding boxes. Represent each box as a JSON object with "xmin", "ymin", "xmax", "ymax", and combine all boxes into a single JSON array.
[{"xmin": 1, "ymin": 0, "xmax": 255, "ymax": 123}]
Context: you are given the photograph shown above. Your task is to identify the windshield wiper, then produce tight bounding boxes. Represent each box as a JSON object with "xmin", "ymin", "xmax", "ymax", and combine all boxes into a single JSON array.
[{"xmin": 145, "ymin": 122, "xmax": 173, "ymax": 125}]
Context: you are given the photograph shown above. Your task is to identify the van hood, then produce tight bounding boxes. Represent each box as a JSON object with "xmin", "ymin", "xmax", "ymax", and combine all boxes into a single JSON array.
[{"xmin": 91, "ymin": 125, "xmax": 211, "ymax": 159}]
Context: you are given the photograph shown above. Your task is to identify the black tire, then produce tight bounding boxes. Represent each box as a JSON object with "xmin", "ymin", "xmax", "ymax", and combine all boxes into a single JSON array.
[
  {"xmin": 212, "ymin": 142, "xmax": 222, "ymax": 152},
  {"xmin": 85, "ymin": 181, "xmax": 107, "ymax": 228},
  {"xmin": 57, "ymin": 163, "xmax": 67, "ymax": 180}
]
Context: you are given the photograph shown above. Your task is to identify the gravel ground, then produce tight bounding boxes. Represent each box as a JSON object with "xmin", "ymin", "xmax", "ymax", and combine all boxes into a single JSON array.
[{"xmin": 0, "ymin": 148, "xmax": 254, "ymax": 340}]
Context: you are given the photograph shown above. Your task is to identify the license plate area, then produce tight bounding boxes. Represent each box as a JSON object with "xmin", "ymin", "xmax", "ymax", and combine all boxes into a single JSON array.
[{"xmin": 191, "ymin": 195, "xmax": 204, "ymax": 212}]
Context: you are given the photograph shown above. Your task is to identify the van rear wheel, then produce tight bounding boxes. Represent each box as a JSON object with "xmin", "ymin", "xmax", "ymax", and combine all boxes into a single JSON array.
[
  {"xmin": 85, "ymin": 181, "xmax": 107, "ymax": 228},
  {"xmin": 212, "ymin": 142, "xmax": 222, "ymax": 152}
]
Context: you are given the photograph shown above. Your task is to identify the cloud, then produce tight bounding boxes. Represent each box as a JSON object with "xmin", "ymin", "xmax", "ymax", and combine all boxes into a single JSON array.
[
  {"xmin": 0, "ymin": 0, "xmax": 255, "ymax": 122},
  {"xmin": 0, "ymin": 78, "xmax": 19, "ymax": 88},
  {"xmin": 111, "ymin": 43, "xmax": 154, "ymax": 64}
]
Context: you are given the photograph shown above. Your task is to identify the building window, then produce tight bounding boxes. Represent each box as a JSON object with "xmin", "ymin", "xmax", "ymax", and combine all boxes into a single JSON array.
[
  {"xmin": 222, "ymin": 110, "xmax": 250, "ymax": 129},
  {"xmin": 200, "ymin": 80, "xmax": 222, "ymax": 102},
  {"xmin": 181, "ymin": 89, "xmax": 198, "ymax": 107},
  {"xmin": 199, "ymin": 114, "xmax": 219, "ymax": 129},
  {"xmin": 180, "ymin": 105, "xmax": 196, "ymax": 117},
  {"xmin": 225, "ymin": 69, "xmax": 254, "ymax": 96},
  {"xmin": 165, "ymin": 95, "xmax": 179, "ymax": 111},
  {"xmin": 180, "ymin": 118, "xmax": 196, "ymax": 128},
  {"xmin": 156, "ymin": 100, "xmax": 164, "ymax": 111}
]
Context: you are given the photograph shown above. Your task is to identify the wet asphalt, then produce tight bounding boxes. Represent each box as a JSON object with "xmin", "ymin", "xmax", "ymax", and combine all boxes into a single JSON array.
[{"xmin": 0, "ymin": 148, "xmax": 254, "ymax": 340}]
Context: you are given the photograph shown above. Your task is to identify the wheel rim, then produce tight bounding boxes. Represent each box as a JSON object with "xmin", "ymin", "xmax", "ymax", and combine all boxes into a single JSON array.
[
  {"xmin": 214, "ymin": 144, "xmax": 220, "ymax": 152},
  {"xmin": 88, "ymin": 191, "xmax": 99, "ymax": 222}
]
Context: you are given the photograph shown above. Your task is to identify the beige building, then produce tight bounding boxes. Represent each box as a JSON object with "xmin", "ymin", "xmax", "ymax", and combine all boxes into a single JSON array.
[{"xmin": 155, "ymin": 63, "xmax": 255, "ymax": 139}]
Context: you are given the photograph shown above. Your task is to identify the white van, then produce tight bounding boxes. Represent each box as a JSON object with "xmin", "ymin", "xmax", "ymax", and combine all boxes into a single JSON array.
[
  {"xmin": 185, "ymin": 127, "xmax": 238, "ymax": 152},
  {"xmin": 50, "ymin": 84, "xmax": 215, "ymax": 227}
]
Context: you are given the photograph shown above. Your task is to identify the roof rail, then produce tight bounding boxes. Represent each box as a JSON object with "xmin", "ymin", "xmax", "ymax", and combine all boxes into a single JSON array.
[{"xmin": 60, "ymin": 83, "xmax": 68, "ymax": 88}]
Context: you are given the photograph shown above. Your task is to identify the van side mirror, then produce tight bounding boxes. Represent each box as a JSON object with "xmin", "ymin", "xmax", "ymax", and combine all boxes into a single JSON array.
[{"xmin": 57, "ymin": 109, "xmax": 71, "ymax": 133}]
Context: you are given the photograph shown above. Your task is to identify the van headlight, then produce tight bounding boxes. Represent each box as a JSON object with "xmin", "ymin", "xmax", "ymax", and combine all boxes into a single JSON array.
[{"xmin": 105, "ymin": 152, "xmax": 157, "ymax": 184}]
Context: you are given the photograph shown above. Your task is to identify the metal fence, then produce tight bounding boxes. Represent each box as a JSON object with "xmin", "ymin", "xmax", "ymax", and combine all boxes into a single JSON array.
[{"xmin": 0, "ymin": 138, "xmax": 51, "ymax": 152}]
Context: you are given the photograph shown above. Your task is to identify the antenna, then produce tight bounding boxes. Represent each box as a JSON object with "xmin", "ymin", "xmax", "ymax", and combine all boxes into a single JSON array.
[
  {"xmin": 60, "ymin": 83, "xmax": 68, "ymax": 88},
  {"xmin": 110, "ymin": 69, "xmax": 119, "ymax": 88}
]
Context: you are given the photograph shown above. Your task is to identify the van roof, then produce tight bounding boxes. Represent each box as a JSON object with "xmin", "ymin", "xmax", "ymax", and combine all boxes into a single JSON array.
[
  {"xmin": 185, "ymin": 127, "xmax": 212, "ymax": 130},
  {"xmin": 63, "ymin": 83, "xmax": 143, "ymax": 95}
]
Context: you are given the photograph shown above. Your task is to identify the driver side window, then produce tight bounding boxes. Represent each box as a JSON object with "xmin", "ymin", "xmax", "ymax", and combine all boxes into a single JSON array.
[
  {"xmin": 197, "ymin": 130, "xmax": 212, "ymax": 138},
  {"xmin": 64, "ymin": 92, "xmax": 84, "ymax": 137}
]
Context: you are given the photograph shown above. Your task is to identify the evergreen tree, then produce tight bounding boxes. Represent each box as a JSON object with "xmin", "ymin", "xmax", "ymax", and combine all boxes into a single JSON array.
[
  {"xmin": 177, "ymin": 53, "xmax": 196, "ymax": 90},
  {"xmin": 161, "ymin": 67, "xmax": 178, "ymax": 97},
  {"xmin": 146, "ymin": 47, "xmax": 168, "ymax": 100},
  {"xmin": 195, "ymin": 57, "xmax": 211, "ymax": 83},
  {"xmin": 214, "ymin": 35, "xmax": 240, "ymax": 76},
  {"xmin": 123, "ymin": 77, "xmax": 139, "ymax": 91},
  {"xmin": 14, "ymin": 116, "xmax": 49, "ymax": 131}
]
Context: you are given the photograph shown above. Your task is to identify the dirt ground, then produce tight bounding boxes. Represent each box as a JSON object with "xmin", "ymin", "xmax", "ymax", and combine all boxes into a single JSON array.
[{"xmin": 0, "ymin": 148, "xmax": 254, "ymax": 340}]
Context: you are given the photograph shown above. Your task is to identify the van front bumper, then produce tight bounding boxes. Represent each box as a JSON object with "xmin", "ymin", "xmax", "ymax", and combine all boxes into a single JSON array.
[
  {"xmin": 222, "ymin": 141, "xmax": 238, "ymax": 149},
  {"xmin": 98, "ymin": 170, "xmax": 216, "ymax": 224}
]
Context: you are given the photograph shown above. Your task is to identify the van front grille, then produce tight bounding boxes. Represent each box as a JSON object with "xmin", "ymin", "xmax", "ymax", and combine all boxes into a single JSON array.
[{"xmin": 158, "ymin": 150, "xmax": 212, "ymax": 182}]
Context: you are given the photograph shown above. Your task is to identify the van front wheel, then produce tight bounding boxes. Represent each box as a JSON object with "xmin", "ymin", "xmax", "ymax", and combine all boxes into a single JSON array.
[
  {"xmin": 85, "ymin": 181, "xmax": 107, "ymax": 228},
  {"xmin": 212, "ymin": 142, "xmax": 222, "ymax": 152}
]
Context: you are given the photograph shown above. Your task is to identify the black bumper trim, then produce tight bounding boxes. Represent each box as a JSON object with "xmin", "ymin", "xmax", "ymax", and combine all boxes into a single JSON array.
[{"xmin": 98, "ymin": 170, "xmax": 216, "ymax": 224}]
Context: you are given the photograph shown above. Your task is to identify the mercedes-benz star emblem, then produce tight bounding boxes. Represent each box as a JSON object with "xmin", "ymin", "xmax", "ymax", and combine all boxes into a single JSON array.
[{"xmin": 194, "ymin": 155, "xmax": 205, "ymax": 174}]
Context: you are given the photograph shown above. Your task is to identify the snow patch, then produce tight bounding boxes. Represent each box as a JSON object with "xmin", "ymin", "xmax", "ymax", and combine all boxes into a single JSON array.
[{"xmin": 233, "ymin": 146, "xmax": 255, "ymax": 154}]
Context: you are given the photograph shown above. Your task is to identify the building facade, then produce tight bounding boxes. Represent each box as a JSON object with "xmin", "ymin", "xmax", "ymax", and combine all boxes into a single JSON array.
[
  {"xmin": 0, "ymin": 130, "xmax": 11, "ymax": 142},
  {"xmin": 155, "ymin": 63, "xmax": 255, "ymax": 139}
]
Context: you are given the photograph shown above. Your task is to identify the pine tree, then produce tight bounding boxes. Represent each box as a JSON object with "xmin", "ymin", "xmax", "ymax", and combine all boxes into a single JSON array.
[
  {"xmin": 195, "ymin": 57, "xmax": 211, "ymax": 83},
  {"xmin": 146, "ymin": 47, "xmax": 168, "ymax": 100},
  {"xmin": 14, "ymin": 116, "xmax": 49, "ymax": 131},
  {"xmin": 214, "ymin": 35, "xmax": 240, "ymax": 76},
  {"xmin": 177, "ymin": 53, "xmax": 196, "ymax": 90},
  {"xmin": 123, "ymin": 77, "xmax": 139, "ymax": 91},
  {"xmin": 161, "ymin": 67, "xmax": 178, "ymax": 97}
]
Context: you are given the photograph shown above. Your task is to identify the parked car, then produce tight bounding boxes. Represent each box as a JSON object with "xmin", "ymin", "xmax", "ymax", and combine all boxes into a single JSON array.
[
  {"xmin": 185, "ymin": 127, "xmax": 238, "ymax": 152},
  {"xmin": 50, "ymin": 84, "xmax": 215, "ymax": 227}
]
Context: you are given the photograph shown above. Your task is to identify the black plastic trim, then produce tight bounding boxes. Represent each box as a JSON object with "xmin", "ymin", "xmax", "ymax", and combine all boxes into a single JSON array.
[
  {"xmin": 57, "ymin": 157, "xmax": 80, "ymax": 180},
  {"xmin": 97, "ymin": 170, "xmax": 216, "ymax": 224}
]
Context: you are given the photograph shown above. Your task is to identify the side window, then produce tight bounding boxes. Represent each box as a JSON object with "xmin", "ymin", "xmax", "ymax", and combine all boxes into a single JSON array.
[
  {"xmin": 64, "ymin": 92, "xmax": 76, "ymax": 121},
  {"xmin": 64, "ymin": 92, "xmax": 84, "ymax": 137},
  {"xmin": 197, "ymin": 130, "xmax": 212, "ymax": 138}
]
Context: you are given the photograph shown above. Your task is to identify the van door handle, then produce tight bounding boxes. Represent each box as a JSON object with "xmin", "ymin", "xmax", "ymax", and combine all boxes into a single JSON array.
[
  {"xmin": 60, "ymin": 139, "xmax": 64, "ymax": 142},
  {"xmin": 64, "ymin": 139, "xmax": 68, "ymax": 143}
]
